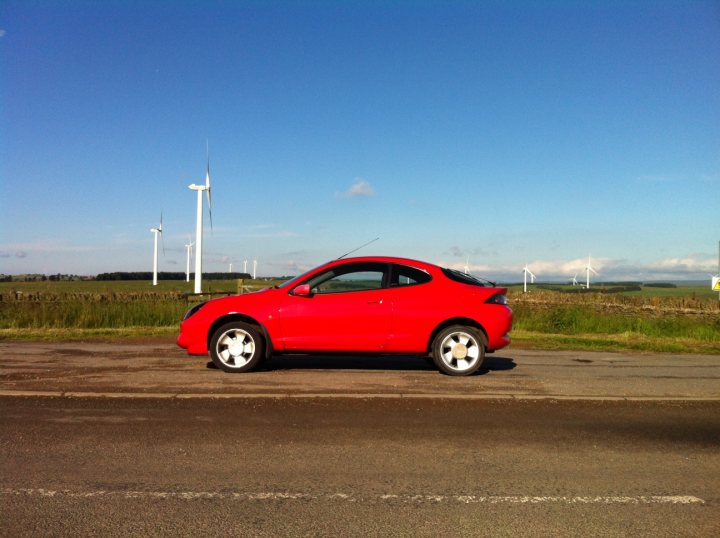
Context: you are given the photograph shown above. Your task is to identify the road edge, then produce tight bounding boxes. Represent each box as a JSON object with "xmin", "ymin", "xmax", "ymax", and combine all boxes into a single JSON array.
[{"xmin": 1, "ymin": 389, "xmax": 719, "ymax": 402}]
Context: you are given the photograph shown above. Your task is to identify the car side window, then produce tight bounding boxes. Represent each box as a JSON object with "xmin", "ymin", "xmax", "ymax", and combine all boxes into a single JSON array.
[
  {"xmin": 306, "ymin": 263, "xmax": 387, "ymax": 294},
  {"xmin": 390, "ymin": 264, "xmax": 432, "ymax": 287}
]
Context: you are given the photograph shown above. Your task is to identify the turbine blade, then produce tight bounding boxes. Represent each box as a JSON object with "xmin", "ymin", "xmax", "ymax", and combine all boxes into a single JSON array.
[
  {"xmin": 205, "ymin": 148, "xmax": 213, "ymax": 232},
  {"xmin": 205, "ymin": 141, "xmax": 211, "ymax": 191}
]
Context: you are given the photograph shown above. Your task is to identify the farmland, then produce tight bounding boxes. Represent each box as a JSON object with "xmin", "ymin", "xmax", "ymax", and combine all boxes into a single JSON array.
[{"xmin": 0, "ymin": 279, "xmax": 718, "ymax": 354}]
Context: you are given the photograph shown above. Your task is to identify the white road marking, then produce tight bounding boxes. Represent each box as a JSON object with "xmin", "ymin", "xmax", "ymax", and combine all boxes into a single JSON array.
[{"xmin": 0, "ymin": 488, "xmax": 705, "ymax": 505}]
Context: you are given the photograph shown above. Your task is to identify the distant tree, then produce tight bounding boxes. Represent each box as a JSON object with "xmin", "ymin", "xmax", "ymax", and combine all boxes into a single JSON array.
[{"xmin": 96, "ymin": 272, "xmax": 252, "ymax": 281}]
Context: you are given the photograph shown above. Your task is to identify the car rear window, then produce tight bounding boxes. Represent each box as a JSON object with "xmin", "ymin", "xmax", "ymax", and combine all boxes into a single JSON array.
[{"xmin": 442, "ymin": 268, "xmax": 487, "ymax": 287}]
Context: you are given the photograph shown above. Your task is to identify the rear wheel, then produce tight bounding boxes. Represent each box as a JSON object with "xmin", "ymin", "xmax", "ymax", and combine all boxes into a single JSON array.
[
  {"xmin": 432, "ymin": 325, "xmax": 486, "ymax": 376},
  {"xmin": 209, "ymin": 322, "xmax": 264, "ymax": 373}
]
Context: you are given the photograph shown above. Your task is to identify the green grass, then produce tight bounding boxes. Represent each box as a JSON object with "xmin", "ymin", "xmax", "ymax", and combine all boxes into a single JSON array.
[
  {"xmin": 506, "ymin": 283, "xmax": 719, "ymax": 300},
  {"xmin": 0, "ymin": 278, "xmax": 283, "ymax": 294},
  {"xmin": 511, "ymin": 303, "xmax": 719, "ymax": 341},
  {"xmin": 0, "ymin": 300, "xmax": 187, "ymax": 329}
]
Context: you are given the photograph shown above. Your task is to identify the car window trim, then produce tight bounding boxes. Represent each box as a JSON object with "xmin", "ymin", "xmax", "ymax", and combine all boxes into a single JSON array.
[
  {"xmin": 388, "ymin": 263, "xmax": 432, "ymax": 288},
  {"xmin": 300, "ymin": 262, "xmax": 390, "ymax": 295}
]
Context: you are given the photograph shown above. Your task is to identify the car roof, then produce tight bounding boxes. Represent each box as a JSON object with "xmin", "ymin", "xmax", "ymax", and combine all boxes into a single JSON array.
[{"xmin": 326, "ymin": 256, "xmax": 439, "ymax": 271}]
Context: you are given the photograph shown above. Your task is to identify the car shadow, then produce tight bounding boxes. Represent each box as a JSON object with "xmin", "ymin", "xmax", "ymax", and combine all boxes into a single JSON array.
[
  {"xmin": 477, "ymin": 355, "xmax": 517, "ymax": 375},
  {"xmin": 208, "ymin": 354, "xmax": 516, "ymax": 375}
]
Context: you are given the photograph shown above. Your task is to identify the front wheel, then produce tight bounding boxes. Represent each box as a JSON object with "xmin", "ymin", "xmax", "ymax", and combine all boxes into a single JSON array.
[
  {"xmin": 431, "ymin": 325, "xmax": 486, "ymax": 376},
  {"xmin": 209, "ymin": 322, "xmax": 264, "ymax": 373}
]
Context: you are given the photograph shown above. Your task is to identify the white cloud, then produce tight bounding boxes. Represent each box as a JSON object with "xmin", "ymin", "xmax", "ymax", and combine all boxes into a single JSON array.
[
  {"xmin": 520, "ymin": 257, "xmax": 610, "ymax": 276},
  {"xmin": 441, "ymin": 254, "xmax": 716, "ymax": 282},
  {"xmin": 338, "ymin": 178, "xmax": 376, "ymax": 198},
  {"xmin": 649, "ymin": 256, "xmax": 716, "ymax": 274}
]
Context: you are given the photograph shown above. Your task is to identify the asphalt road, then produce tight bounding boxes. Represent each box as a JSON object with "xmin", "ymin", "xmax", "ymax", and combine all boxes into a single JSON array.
[
  {"xmin": 1, "ymin": 342, "xmax": 719, "ymax": 536},
  {"xmin": 1, "ymin": 341, "xmax": 719, "ymax": 399}
]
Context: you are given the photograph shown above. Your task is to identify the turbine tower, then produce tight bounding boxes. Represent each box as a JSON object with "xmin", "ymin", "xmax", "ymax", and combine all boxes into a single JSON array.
[
  {"xmin": 188, "ymin": 146, "xmax": 213, "ymax": 294},
  {"xmin": 184, "ymin": 237, "xmax": 194, "ymax": 283},
  {"xmin": 150, "ymin": 213, "xmax": 164, "ymax": 286},
  {"xmin": 243, "ymin": 259, "xmax": 248, "ymax": 274},
  {"xmin": 585, "ymin": 255, "xmax": 598, "ymax": 289},
  {"xmin": 464, "ymin": 256, "xmax": 470, "ymax": 275},
  {"xmin": 570, "ymin": 274, "xmax": 579, "ymax": 286},
  {"xmin": 253, "ymin": 259, "xmax": 257, "ymax": 280},
  {"xmin": 522, "ymin": 263, "xmax": 536, "ymax": 293}
]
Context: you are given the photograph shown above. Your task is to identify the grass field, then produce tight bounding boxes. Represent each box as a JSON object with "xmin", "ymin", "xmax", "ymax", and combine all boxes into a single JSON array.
[
  {"xmin": 505, "ymin": 283, "xmax": 719, "ymax": 300},
  {"xmin": 1, "ymin": 279, "xmax": 718, "ymax": 354}
]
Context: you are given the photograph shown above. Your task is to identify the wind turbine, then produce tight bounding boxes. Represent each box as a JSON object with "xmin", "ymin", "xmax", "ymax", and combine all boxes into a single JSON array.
[
  {"xmin": 150, "ymin": 213, "xmax": 164, "ymax": 286},
  {"xmin": 522, "ymin": 263, "xmax": 536, "ymax": 293},
  {"xmin": 253, "ymin": 259, "xmax": 258, "ymax": 279},
  {"xmin": 243, "ymin": 259, "xmax": 248, "ymax": 274},
  {"xmin": 188, "ymin": 145, "xmax": 213, "ymax": 294},
  {"xmin": 585, "ymin": 255, "xmax": 598, "ymax": 289},
  {"xmin": 184, "ymin": 237, "xmax": 194, "ymax": 283},
  {"xmin": 464, "ymin": 256, "xmax": 470, "ymax": 275},
  {"xmin": 570, "ymin": 274, "xmax": 579, "ymax": 286}
]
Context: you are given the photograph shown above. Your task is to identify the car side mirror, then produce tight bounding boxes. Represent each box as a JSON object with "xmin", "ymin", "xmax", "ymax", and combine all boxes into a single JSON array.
[{"xmin": 292, "ymin": 284, "xmax": 311, "ymax": 297}]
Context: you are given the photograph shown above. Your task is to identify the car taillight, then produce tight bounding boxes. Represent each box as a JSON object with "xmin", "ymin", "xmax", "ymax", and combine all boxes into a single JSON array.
[{"xmin": 485, "ymin": 293, "xmax": 508, "ymax": 305}]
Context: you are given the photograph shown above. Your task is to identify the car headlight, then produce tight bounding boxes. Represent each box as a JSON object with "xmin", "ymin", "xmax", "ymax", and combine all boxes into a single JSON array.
[
  {"xmin": 183, "ymin": 302, "xmax": 207, "ymax": 320},
  {"xmin": 485, "ymin": 294, "xmax": 508, "ymax": 305}
]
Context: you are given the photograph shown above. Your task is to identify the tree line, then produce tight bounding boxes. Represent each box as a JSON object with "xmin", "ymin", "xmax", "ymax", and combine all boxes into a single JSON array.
[{"xmin": 96, "ymin": 272, "xmax": 252, "ymax": 281}]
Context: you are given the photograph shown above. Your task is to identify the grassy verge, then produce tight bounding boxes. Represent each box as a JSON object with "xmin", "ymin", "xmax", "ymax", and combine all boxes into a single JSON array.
[
  {"xmin": 510, "ymin": 329, "xmax": 720, "ymax": 354},
  {"xmin": 2, "ymin": 327, "xmax": 718, "ymax": 355},
  {"xmin": 0, "ymin": 327, "xmax": 177, "ymax": 342}
]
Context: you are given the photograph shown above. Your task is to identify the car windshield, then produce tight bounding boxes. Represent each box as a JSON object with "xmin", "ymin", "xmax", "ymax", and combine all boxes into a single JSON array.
[{"xmin": 276, "ymin": 267, "xmax": 317, "ymax": 289}]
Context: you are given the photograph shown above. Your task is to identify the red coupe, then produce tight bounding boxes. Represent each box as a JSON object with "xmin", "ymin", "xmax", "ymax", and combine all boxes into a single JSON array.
[{"xmin": 177, "ymin": 256, "xmax": 512, "ymax": 376}]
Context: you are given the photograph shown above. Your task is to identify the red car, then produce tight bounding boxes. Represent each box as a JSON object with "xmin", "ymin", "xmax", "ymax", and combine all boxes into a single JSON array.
[{"xmin": 177, "ymin": 256, "xmax": 512, "ymax": 376}]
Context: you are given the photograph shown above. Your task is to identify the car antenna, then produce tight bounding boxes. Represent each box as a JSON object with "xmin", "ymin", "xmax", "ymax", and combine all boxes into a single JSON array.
[{"xmin": 336, "ymin": 237, "xmax": 380, "ymax": 260}]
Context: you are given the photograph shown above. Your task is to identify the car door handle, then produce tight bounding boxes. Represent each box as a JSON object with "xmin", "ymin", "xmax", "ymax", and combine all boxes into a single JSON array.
[{"xmin": 367, "ymin": 300, "xmax": 383, "ymax": 304}]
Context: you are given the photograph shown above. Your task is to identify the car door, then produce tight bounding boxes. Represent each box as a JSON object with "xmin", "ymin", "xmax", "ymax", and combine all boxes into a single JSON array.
[
  {"xmin": 277, "ymin": 262, "xmax": 392, "ymax": 352},
  {"xmin": 384, "ymin": 262, "xmax": 436, "ymax": 352}
]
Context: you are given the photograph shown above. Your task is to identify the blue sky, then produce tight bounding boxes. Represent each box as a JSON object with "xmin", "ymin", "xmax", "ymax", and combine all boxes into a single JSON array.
[{"xmin": 1, "ymin": 0, "xmax": 719, "ymax": 281}]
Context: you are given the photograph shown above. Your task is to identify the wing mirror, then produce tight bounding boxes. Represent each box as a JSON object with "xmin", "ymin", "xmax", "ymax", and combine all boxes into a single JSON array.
[{"xmin": 292, "ymin": 284, "xmax": 311, "ymax": 297}]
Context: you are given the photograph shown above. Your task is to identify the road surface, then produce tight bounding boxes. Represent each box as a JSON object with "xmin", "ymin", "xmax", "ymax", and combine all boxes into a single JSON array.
[
  {"xmin": 1, "ymin": 341, "xmax": 719, "ymax": 536},
  {"xmin": 1, "ymin": 341, "xmax": 719, "ymax": 399}
]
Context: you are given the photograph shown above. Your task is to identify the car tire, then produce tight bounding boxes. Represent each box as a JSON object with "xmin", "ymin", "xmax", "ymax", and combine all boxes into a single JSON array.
[
  {"xmin": 431, "ymin": 325, "xmax": 486, "ymax": 376},
  {"xmin": 209, "ymin": 322, "xmax": 264, "ymax": 373}
]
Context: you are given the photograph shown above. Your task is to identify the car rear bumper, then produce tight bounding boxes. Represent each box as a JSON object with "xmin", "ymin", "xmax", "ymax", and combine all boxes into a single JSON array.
[
  {"xmin": 489, "ymin": 333, "xmax": 511, "ymax": 351},
  {"xmin": 486, "ymin": 307, "xmax": 513, "ymax": 351}
]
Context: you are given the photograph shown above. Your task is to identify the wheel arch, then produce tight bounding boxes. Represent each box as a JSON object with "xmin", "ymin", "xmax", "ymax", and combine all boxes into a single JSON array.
[
  {"xmin": 207, "ymin": 314, "xmax": 274, "ymax": 358},
  {"xmin": 427, "ymin": 317, "xmax": 488, "ymax": 354}
]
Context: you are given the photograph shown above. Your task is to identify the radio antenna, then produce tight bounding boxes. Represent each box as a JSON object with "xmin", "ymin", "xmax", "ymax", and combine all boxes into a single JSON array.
[{"xmin": 336, "ymin": 237, "xmax": 380, "ymax": 260}]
